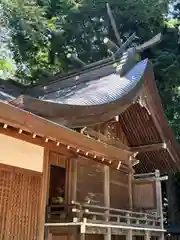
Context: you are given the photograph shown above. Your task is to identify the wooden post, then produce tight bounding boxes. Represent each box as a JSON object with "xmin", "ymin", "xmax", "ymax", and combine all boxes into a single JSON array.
[
  {"xmin": 80, "ymin": 234, "xmax": 85, "ymax": 240},
  {"xmin": 126, "ymin": 213, "xmax": 132, "ymax": 240},
  {"xmin": 39, "ymin": 148, "xmax": 50, "ymax": 240},
  {"xmin": 71, "ymin": 158, "xmax": 78, "ymax": 202},
  {"xmin": 70, "ymin": 158, "xmax": 78, "ymax": 240},
  {"xmin": 145, "ymin": 231, "xmax": 150, "ymax": 240},
  {"xmin": 155, "ymin": 169, "xmax": 164, "ymax": 240},
  {"xmin": 80, "ymin": 220, "xmax": 86, "ymax": 240},
  {"xmin": 128, "ymin": 158, "xmax": 133, "ymax": 210},
  {"xmin": 104, "ymin": 166, "xmax": 111, "ymax": 240},
  {"xmin": 127, "ymin": 230, "xmax": 132, "ymax": 240},
  {"xmin": 44, "ymin": 227, "xmax": 50, "ymax": 240},
  {"xmin": 126, "ymin": 158, "xmax": 133, "ymax": 240}
]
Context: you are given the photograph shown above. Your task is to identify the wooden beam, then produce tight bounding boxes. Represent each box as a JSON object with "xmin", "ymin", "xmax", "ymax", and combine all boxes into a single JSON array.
[
  {"xmin": 131, "ymin": 159, "xmax": 139, "ymax": 166},
  {"xmin": 83, "ymin": 127, "xmax": 130, "ymax": 152},
  {"xmin": 166, "ymin": 142, "xmax": 178, "ymax": 163},
  {"xmin": 130, "ymin": 143, "xmax": 166, "ymax": 153}
]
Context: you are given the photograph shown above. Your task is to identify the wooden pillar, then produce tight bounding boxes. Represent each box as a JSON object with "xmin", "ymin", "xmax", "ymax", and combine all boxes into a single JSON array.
[
  {"xmin": 127, "ymin": 230, "xmax": 133, "ymax": 240},
  {"xmin": 39, "ymin": 148, "xmax": 50, "ymax": 240},
  {"xmin": 126, "ymin": 213, "xmax": 132, "ymax": 240},
  {"xmin": 145, "ymin": 231, "xmax": 150, "ymax": 240},
  {"xmin": 80, "ymin": 221, "xmax": 86, "ymax": 240},
  {"xmin": 44, "ymin": 228, "xmax": 50, "ymax": 240},
  {"xmin": 71, "ymin": 158, "xmax": 78, "ymax": 202},
  {"xmin": 127, "ymin": 158, "xmax": 133, "ymax": 240},
  {"xmin": 155, "ymin": 170, "xmax": 164, "ymax": 240},
  {"xmin": 128, "ymin": 158, "xmax": 133, "ymax": 210},
  {"xmin": 80, "ymin": 233, "xmax": 86, "ymax": 240},
  {"xmin": 104, "ymin": 166, "xmax": 111, "ymax": 240}
]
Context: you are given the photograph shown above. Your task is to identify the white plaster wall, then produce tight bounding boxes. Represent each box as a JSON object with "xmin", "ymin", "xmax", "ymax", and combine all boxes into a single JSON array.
[{"xmin": 0, "ymin": 134, "xmax": 44, "ymax": 172}]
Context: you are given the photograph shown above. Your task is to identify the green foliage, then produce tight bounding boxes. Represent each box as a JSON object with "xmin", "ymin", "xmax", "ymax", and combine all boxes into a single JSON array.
[
  {"xmin": 149, "ymin": 26, "xmax": 180, "ymax": 140},
  {"xmin": 0, "ymin": 59, "xmax": 14, "ymax": 76},
  {"xmin": 0, "ymin": 5, "xmax": 15, "ymax": 79},
  {"xmin": 1, "ymin": 0, "xmax": 169, "ymax": 82}
]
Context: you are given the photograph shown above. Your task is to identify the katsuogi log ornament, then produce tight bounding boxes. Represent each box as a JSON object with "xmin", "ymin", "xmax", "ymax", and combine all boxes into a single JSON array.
[{"xmin": 67, "ymin": 3, "xmax": 162, "ymax": 78}]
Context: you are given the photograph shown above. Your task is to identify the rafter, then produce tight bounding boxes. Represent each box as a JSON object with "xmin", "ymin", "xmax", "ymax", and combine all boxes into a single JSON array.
[
  {"xmin": 131, "ymin": 159, "xmax": 139, "ymax": 166},
  {"xmin": 130, "ymin": 143, "xmax": 167, "ymax": 153}
]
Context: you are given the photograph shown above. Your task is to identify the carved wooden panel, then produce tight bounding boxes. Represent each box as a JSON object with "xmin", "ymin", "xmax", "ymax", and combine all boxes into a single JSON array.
[
  {"xmin": 76, "ymin": 157, "xmax": 104, "ymax": 205},
  {"xmin": 110, "ymin": 168, "xmax": 129, "ymax": 209},
  {"xmin": 107, "ymin": 122, "xmax": 129, "ymax": 145},
  {"xmin": 94, "ymin": 121, "xmax": 129, "ymax": 148},
  {"xmin": 132, "ymin": 180, "xmax": 156, "ymax": 210},
  {"xmin": 0, "ymin": 164, "xmax": 42, "ymax": 240}
]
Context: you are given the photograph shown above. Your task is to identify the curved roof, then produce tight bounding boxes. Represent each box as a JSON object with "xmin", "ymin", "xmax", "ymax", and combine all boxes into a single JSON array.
[
  {"xmin": 10, "ymin": 59, "xmax": 148, "ymax": 128},
  {"xmin": 0, "ymin": 58, "xmax": 179, "ymax": 173},
  {"xmin": 40, "ymin": 59, "xmax": 147, "ymax": 106}
]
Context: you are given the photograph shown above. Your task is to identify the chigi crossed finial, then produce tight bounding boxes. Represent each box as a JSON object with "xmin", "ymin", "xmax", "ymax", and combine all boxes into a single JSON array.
[{"xmin": 67, "ymin": 3, "xmax": 162, "ymax": 77}]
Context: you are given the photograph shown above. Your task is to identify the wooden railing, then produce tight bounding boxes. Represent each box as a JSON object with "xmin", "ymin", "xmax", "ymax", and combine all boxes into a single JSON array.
[
  {"xmin": 46, "ymin": 203, "xmax": 77, "ymax": 222},
  {"xmin": 46, "ymin": 201, "xmax": 161, "ymax": 229}
]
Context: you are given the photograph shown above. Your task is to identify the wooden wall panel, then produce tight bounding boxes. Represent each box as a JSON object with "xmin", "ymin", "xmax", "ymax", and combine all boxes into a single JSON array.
[
  {"xmin": 85, "ymin": 234, "xmax": 104, "ymax": 240},
  {"xmin": 132, "ymin": 181, "xmax": 156, "ymax": 210},
  {"xmin": 76, "ymin": 157, "xmax": 104, "ymax": 205},
  {"xmin": 76, "ymin": 157, "xmax": 129, "ymax": 209},
  {"xmin": 0, "ymin": 134, "xmax": 44, "ymax": 172},
  {"xmin": 0, "ymin": 164, "xmax": 42, "ymax": 240},
  {"xmin": 51, "ymin": 235, "xmax": 68, "ymax": 240},
  {"xmin": 110, "ymin": 168, "xmax": 129, "ymax": 209}
]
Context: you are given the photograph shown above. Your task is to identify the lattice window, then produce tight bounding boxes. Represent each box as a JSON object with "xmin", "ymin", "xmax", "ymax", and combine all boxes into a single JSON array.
[
  {"xmin": 0, "ymin": 165, "xmax": 42, "ymax": 240},
  {"xmin": 0, "ymin": 167, "xmax": 12, "ymax": 238}
]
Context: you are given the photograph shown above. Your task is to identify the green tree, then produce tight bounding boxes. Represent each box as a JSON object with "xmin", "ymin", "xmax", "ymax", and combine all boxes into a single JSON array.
[
  {"xmin": 150, "ymin": 25, "xmax": 180, "ymax": 140},
  {"xmin": 1, "ymin": 0, "xmax": 169, "ymax": 83},
  {"xmin": 0, "ymin": 4, "xmax": 15, "ymax": 78},
  {"xmin": 150, "ymin": 5, "xmax": 180, "ymax": 141}
]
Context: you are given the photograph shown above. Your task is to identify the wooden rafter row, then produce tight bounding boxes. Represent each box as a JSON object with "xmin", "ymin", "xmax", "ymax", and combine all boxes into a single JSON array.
[
  {"xmin": 0, "ymin": 122, "xmax": 130, "ymax": 173},
  {"xmin": 130, "ymin": 141, "xmax": 178, "ymax": 165},
  {"xmin": 0, "ymin": 102, "xmax": 133, "ymax": 165},
  {"xmin": 130, "ymin": 143, "xmax": 166, "ymax": 153}
]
